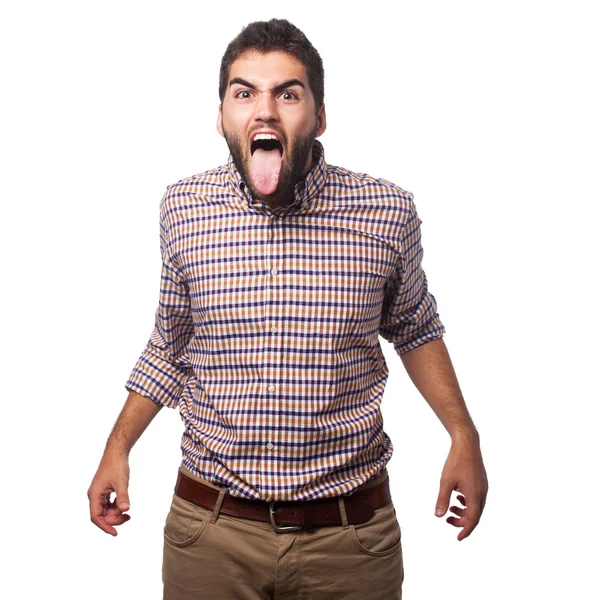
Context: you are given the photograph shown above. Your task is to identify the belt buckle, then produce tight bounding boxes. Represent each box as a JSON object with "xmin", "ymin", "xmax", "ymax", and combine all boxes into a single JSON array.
[{"xmin": 269, "ymin": 501, "xmax": 303, "ymax": 532}]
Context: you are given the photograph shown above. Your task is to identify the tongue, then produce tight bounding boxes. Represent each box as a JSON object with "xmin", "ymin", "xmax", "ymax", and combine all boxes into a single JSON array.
[{"xmin": 251, "ymin": 148, "xmax": 282, "ymax": 196}]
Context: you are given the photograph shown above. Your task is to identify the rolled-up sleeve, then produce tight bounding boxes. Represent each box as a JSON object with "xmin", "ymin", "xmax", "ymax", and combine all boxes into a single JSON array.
[
  {"xmin": 379, "ymin": 200, "xmax": 446, "ymax": 355},
  {"xmin": 124, "ymin": 192, "xmax": 194, "ymax": 409}
]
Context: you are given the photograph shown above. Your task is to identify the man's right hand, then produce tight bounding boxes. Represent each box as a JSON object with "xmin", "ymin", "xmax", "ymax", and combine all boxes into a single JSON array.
[{"xmin": 88, "ymin": 454, "xmax": 132, "ymax": 536}]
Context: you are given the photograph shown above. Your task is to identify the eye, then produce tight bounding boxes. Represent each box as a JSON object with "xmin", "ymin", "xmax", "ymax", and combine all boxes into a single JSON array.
[
  {"xmin": 281, "ymin": 91, "xmax": 298, "ymax": 101},
  {"xmin": 236, "ymin": 90, "xmax": 253, "ymax": 99}
]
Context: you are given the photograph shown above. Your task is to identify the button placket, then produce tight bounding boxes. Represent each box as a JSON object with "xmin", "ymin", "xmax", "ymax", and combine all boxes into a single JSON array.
[{"xmin": 260, "ymin": 212, "xmax": 284, "ymax": 493}]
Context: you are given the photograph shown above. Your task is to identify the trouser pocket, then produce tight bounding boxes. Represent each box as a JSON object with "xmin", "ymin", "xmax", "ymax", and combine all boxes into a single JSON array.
[
  {"xmin": 163, "ymin": 492, "xmax": 210, "ymax": 548},
  {"xmin": 348, "ymin": 501, "xmax": 402, "ymax": 557}
]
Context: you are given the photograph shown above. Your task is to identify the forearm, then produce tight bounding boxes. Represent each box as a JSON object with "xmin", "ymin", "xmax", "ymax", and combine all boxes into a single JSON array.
[
  {"xmin": 399, "ymin": 338, "xmax": 478, "ymax": 444},
  {"xmin": 103, "ymin": 390, "xmax": 163, "ymax": 457}
]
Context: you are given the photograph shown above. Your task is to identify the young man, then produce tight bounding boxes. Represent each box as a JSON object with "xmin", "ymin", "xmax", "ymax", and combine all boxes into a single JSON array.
[{"xmin": 89, "ymin": 18, "xmax": 488, "ymax": 599}]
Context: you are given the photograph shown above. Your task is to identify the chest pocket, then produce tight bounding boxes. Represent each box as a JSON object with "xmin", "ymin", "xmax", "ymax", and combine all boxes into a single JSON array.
[{"xmin": 313, "ymin": 269, "xmax": 386, "ymax": 340}]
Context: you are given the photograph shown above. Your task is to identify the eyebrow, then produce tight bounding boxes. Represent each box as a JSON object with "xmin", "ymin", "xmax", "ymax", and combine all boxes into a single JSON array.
[{"xmin": 228, "ymin": 77, "xmax": 306, "ymax": 94}]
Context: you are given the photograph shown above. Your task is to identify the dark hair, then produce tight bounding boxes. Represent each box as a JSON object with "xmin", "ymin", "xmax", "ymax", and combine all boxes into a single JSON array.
[{"xmin": 219, "ymin": 19, "xmax": 325, "ymax": 112}]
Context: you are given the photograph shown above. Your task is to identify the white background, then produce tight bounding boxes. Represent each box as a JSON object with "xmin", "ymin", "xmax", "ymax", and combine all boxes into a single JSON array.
[{"xmin": 1, "ymin": 1, "xmax": 590, "ymax": 598}]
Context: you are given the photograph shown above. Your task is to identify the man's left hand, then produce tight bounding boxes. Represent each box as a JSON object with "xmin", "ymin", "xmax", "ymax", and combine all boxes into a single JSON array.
[{"xmin": 435, "ymin": 435, "xmax": 488, "ymax": 541}]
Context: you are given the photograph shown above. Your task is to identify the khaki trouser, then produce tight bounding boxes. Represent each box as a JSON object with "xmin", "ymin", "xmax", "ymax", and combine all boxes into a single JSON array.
[{"xmin": 162, "ymin": 465, "xmax": 404, "ymax": 599}]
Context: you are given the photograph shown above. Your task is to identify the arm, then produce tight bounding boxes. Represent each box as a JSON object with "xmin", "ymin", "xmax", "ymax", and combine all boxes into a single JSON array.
[
  {"xmin": 104, "ymin": 390, "xmax": 163, "ymax": 456},
  {"xmin": 89, "ymin": 189, "xmax": 194, "ymax": 536},
  {"xmin": 123, "ymin": 190, "xmax": 194, "ymax": 410},
  {"xmin": 399, "ymin": 338, "xmax": 488, "ymax": 541},
  {"xmin": 88, "ymin": 391, "xmax": 162, "ymax": 536}
]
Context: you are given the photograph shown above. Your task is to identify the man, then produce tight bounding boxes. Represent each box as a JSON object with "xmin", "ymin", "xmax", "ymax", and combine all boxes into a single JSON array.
[{"xmin": 88, "ymin": 18, "xmax": 488, "ymax": 599}]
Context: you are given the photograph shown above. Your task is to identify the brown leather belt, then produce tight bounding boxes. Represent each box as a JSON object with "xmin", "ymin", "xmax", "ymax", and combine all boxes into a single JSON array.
[{"xmin": 174, "ymin": 469, "xmax": 392, "ymax": 532}]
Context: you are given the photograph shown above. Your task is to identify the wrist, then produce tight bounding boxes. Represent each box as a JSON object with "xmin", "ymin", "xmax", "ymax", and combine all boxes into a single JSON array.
[
  {"xmin": 450, "ymin": 426, "xmax": 480, "ymax": 446},
  {"xmin": 102, "ymin": 445, "xmax": 131, "ymax": 462}
]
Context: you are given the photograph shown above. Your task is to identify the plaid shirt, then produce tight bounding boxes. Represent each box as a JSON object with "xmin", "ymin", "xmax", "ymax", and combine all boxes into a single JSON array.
[{"xmin": 125, "ymin": 139, "xmax": 446, "ymax": 501}]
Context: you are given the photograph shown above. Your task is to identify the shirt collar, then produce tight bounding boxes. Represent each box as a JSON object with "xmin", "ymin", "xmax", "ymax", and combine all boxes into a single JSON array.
[{"xmin": 226, "ymin": 138, "xmax": 327, "ymax": 213}]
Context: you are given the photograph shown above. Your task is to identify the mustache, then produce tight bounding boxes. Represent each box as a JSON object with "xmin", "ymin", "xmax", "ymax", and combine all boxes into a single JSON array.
[{"xmin": 249, "ymin": 127, "xmax": 285, "ymax": 138}]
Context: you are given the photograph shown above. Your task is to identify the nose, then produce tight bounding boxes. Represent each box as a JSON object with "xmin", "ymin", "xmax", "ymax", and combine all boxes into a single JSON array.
[{"xmin": 254, "ymin": 91, "xmax": 279, "ymax": 122}]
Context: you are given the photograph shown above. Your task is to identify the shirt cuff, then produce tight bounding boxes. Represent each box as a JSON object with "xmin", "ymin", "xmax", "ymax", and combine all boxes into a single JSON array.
[
  {"xmin": 389, "ymin": 317, "xmax": 446, "ymax": 355},
  {"xmin": 124, "ymin": 346, "xmax": 190, "ymax": 409}
]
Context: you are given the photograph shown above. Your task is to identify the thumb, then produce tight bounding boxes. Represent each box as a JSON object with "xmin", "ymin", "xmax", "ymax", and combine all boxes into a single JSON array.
[
  {"xmin": 115, "ymin": 484, "xmax": 130, "ymax": 512},
  {"xmin": 435, "ymin": 479, "xmax": 453, "ymax": 517}
]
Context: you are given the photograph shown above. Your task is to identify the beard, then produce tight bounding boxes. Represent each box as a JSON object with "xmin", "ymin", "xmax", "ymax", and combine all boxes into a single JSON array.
[{"xmin": 222, "ymin": 121, "xmax": 317, "ymax": 207}]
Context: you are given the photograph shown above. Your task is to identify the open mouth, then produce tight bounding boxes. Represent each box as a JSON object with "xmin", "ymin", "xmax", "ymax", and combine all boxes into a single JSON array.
[
  {"xmin": 250, "ymin": 137, "xmax": 284, "ymax": 156},
  {"xmin": 249, "ymin": 134, "xmax": 284, "ymax": 196}
]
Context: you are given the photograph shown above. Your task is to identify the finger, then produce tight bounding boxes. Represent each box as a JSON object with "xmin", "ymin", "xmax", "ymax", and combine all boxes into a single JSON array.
[
  {"xmin": 103, "ymin": 486, "xmax": 131, "ymax": 516},
  {"xmin": 435, "ymin": 479, "xmax": 455, "ymax": 517},
  {"xmin": 113, "ymin": 484, "xmax": 131, "ymax": 513},
  {"xmin": 460, "ymin": 492, "xmax": 482, "ymax": 539},
  {"xmin": 90, "ymin": 485, "xmax": 130, "ymax": 535},
  {"xmin": 457, "ymin": 519, "xmax": 477, "ymax": 541},
  {"xmin": 444, "ymin": 487, "xmax": 484, "ymax": 541},
  {"xmin": 106, "ymin": 496, "xmax": 124, "ymax": 518},
  {"xmin": 449, "ymin": 507, "xmax": 479, "ymax": 541},
  {"xmin": 446, "ymin": 515, "xmax": 463, "ymax": 527},
  {"xmin": 91, "ymin": 510, "xmax": 119, "ymax": 535},
  {"xmin": 90, "ymin": 490, "xmax": 117, "ymax": 534},
  {"xmin": 105, "ymin": 512, "xmax": 132, "ymax": 526},
  {"xmin": 446, "ymin": 514, "xmax": 476, "ymax": 541},
  {"xmin": 107, "ymin": 488, "xmax": 131, "ymax": 517},
  {"xmin": 103, "ymin": 508, "xmax": 132, "ymax": 526},
  {"xmin": 92, "ymin": 508, "xmax": 132, "ymax": 535},
  {"xmin": 89, "ymin": 491, "xmax": 105, "ymax": 522}
]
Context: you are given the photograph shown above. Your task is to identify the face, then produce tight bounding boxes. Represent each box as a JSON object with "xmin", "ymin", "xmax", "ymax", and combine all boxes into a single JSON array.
[{"xmin": 217, "ymin": 50, "xmax": 326, "ymax": 206}]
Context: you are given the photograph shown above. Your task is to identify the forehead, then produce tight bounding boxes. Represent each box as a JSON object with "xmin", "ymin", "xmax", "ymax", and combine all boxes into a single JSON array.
[{"xmin": 227, "ymin": 50, "xmax": 309, "ymax": 88}]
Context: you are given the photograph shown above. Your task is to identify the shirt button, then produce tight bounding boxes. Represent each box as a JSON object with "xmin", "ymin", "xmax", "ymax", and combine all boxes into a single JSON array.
[
  {"xmin": 270, "ymin": 326, "xmax": 278, "ymax": 334},
  {"xmin": 268, "ymin": 384, "xmax": 275, "ymax": 392},
  {"xmin": 266, "ymin": 442, "xmax": 274, "ymax": 450},
  {"xmin": 270, "ymin": 267, "xmax": 278, "ymax": 276}
]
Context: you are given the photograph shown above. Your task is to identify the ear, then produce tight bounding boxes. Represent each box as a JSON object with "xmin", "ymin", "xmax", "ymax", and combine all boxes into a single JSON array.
[
  {"xmin": 315, "ymin": 104, "xmax": 327, "ymax": 137},
  {"xmin": 216, "ymin": 104, "xmax": 224, "ymax": 137}
]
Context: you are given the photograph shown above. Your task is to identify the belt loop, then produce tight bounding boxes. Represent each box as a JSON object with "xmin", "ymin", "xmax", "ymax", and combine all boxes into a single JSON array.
[
  {"xmin": 210, "ymin": 488, "xmax": 226, "ymax": 524},
  {"xmin": 337, "ymin": 496, "xmax": 349, "ymax": 529}
]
